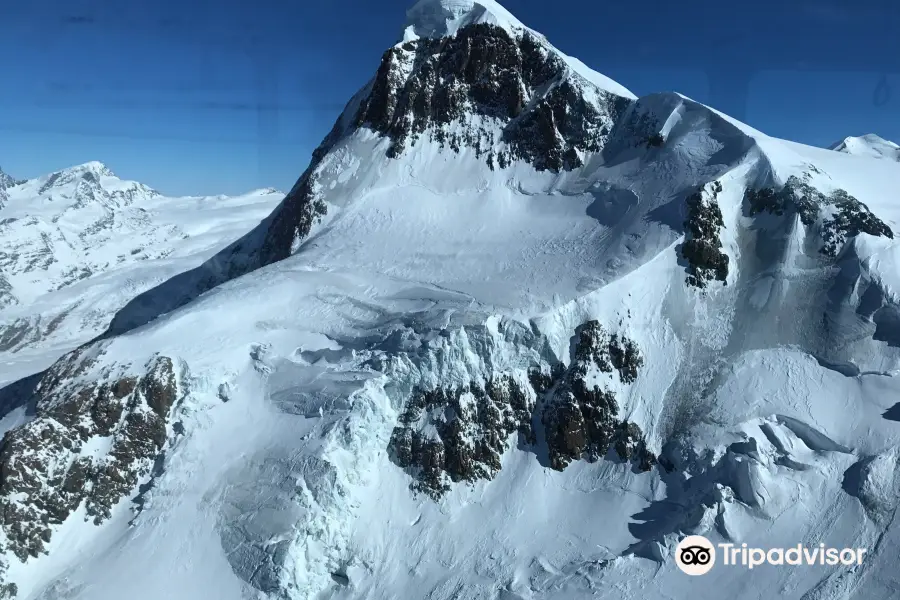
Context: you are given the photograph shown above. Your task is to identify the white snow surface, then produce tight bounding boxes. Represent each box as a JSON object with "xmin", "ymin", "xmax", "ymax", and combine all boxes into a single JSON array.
[
  {"xmin": 830, "ymin": 133, "xmax": 900, "ymax": 161},
  {"xmin": 0, "ymin": 161, "xmax": 282, "ymax": 386},
  {"xmin": 3, "ymin": 3, "xmax": 900, "ymax": 600},
  {"xmin": 404, "ymin": 0, "xmax": 525, "ymax": 40}
]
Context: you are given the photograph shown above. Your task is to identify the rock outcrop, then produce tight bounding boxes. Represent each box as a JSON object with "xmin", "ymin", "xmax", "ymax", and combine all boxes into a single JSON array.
[
  {"xmin": 389, "ymin": 374, "xmax": 535, "ymax": 499},
  {"xmin": 354, "ymin": 23, "xmax": 629, "ymax": 172},
  {"xmin": 746, "ymin": 174, "xmax": 893, "ymax": 257},
  {"xmin": 681, "ymin": 180, "xmax": 729, "ymax": 288},
  {"xmin": 389, "ymin": 320, "xmax": 654, "ymax": 499},
  {"xmin": 540, "ymin": 320, "xmax": 653, "ymax": 471},
  {"xmin": 0, "ymin": 348, "xmax": 179, "ymax": 568}
]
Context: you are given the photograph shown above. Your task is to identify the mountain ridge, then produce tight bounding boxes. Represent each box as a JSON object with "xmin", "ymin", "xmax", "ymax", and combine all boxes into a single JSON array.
[
  {"xmin": 830, "ymin": 133, "xmax": 900, "ymax": 161},
  {"xmin": 1, "ymin": 1, "xmax": 900, "ymax": 599}
]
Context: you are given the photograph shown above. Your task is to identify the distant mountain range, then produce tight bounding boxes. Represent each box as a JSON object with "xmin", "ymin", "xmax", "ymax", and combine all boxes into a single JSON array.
[{"xmin": 0, "ymin": 161, "xmax": 282, "ymax": 385}]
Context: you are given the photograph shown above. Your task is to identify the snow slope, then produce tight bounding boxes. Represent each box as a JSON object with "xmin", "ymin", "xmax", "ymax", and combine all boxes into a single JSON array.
[
  {"xmin": 0, "ymin": 162, "xmax": 282, "ymax": 386},
  {"xmin": 2, "ymin": 2, "xmax": 900, "ymax": 600},
  {"xmin": 830, "ymin": 133, "xmax": 900, "ymax": 162}
]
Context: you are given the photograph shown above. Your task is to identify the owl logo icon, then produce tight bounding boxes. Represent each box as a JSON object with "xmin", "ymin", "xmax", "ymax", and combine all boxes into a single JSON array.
[{"xmin": 675, "ymin": 535, "xmax": 716, "ymax": 575}]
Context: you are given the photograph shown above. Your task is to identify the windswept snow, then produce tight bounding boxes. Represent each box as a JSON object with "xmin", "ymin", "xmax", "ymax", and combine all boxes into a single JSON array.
[
  {"xmin": 830, "ymin": 134, "xmax": 900, "ymax": 161},
  {"xmin": 404, "ymin": 0, "xmax": 526, "ymax": 41}
]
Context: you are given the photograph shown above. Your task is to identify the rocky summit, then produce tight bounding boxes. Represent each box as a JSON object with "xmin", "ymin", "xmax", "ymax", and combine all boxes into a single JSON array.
[{"xmin": 1, "ymin": 1, "xmax": 900, "ymax": 599}]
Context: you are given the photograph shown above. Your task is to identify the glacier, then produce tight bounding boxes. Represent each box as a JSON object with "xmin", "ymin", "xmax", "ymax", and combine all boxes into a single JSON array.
[{"xmin": 1, "ymin": 1, "xmax": 899, "ymax": 599}]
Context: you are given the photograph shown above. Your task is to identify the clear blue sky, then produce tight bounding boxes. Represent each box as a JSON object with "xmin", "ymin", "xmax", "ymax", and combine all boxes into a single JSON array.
[{"xmin": 2, "ymin": 0, "xmax": 899, "ymax": 196}]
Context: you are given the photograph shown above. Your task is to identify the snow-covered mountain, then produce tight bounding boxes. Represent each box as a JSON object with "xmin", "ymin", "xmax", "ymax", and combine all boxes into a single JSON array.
[
  {"xmin": 830, "ymin": 133, "xmax": 900, "ymax": 161},
  {"xmin": 0, "ymin": 161, "xmax": 283, "ymax": 388},
  {"xmin": 2, "ymin": 1, "xmax": 900, "ymax": 599}
]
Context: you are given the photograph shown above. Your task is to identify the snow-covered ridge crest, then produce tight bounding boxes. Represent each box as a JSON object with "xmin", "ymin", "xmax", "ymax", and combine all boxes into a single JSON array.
[
  {"xmin": 36, "ymin": 161, "xmax": 120, "ymax": 194},
  {"xmin": 403, "ymin": 0, "xmax": 526, "ymax": 41},
  {"xmin": 402, "ymin": 0, "xmax": 634, "ymax": 99},
  {"xmin": 830, "ymin": 133, "xmax": 900, "ymax": 161}
]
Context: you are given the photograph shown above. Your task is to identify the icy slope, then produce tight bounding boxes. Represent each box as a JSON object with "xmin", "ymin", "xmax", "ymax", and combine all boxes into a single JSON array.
[
  {"xmin": 0, "ymin": 163, "xmax": 282, "ymax": 385},
  {"xmin": 2, "ymin": 1, "xmax": 900, "ymax": 600},
  {"xmin": 830, "ymin": 133, "xmax": 900, "ymax": 161}
]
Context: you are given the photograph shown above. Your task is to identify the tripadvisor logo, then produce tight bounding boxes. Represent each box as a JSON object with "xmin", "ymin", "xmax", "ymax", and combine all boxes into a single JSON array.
[
  {"xmin": 674, "ymin": 535, "xmax": 868, "ymax": 575},
  {"xmin": 675, "ymin": 535, "xmax": 716, "ymax": 575}
]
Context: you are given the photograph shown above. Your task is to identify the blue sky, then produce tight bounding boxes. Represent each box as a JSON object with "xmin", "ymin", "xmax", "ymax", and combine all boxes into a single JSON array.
[{"xmin": 1, "ymin": 0, "xmax": 899, "ymax": 196}]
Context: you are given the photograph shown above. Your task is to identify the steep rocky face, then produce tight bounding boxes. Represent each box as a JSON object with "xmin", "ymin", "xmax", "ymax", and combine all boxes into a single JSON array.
[
  {"xmin": 0, "ymin": 169, "xmax": 18, "ymax": 192},
  {"xmin": 0, "ymin": 277, "xmax": 13, "ymax": 310},
  {"xmin": 259, "ymin": 23, "xmax": 631, "ymax": 265},
  {"xmin": 746, "ymin": 174, "xmax": 893, "ymax": 257},
  {"xmin": 0, "ymin": 349, "xmax": 179, "ymax": 566},
  {"xmin": 0, "ymin": 169, "xmax": 22, "ymax": 213},
  {"xmin": 388, "ymin": 320, "xmax": 653, "ymax": 499},
  {"xmin": 259, "ymin": 168, "xmax": 329, "ymax": 265},
  {"xmin": 36, "ymin": 162, "xmax": 116, "ymax": 196},
  {"xmin": 354, "ymin": 23, "xmax": 629, "ymax": 171},
  {"xmin": 681, "ymin": 180, "xmax": 729, "ymax": 288},
  {"xmin": 540, "ymin": 320, "xmax": 653, "ymax": 471}
]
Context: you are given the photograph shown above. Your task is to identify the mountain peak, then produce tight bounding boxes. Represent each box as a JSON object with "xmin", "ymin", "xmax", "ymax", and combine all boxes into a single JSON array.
[
  {"xmin": 829, "ymin": 133, "xmax": 900, "ymax": 161},
  {"xmin": 63, "ymin": 160, "xmax": 116, "ymax": 178},
  {"xmin": 403, "ymin": 0, "xmax": 524, "ymax": 41},
  {"xmin": 259, "ymin": 0, "xmax": 636, "ymax": 263},
  {"xmin": 37, "ymin": 161, "xmax": 117, "ymax": 194},
  {"xmin": 0, "ymin": 167, "xmax": 17, "ymax": 190}
]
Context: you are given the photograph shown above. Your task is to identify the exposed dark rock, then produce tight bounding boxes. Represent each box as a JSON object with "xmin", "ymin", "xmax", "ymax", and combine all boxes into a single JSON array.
[
  {"xmin": 0, "ymin": 319, "xmax": 34, "ymax": 352},
  {"xmin": 388, "ymin": 374, "xmax": 535, "ymax": 499},
  {"xmin": 542, "ymin": 320, "xmax": 651, "ymax": 471},
  {"xmin": 256, "ymin": 70, "xmax": 364, "ymax": 265},
  {"xmin": 260, "ymin": 169, "xmax": 328, "ymax": 264},
  {"xmin": 746, "ymin": 175, "xmax": 822, "ymax": 225},
  {"xmin": 645, "ymin": 133, "xmax": 665, "ymax": 148},
  {"xmin": 681, "ymin": 180, "xmax": 729, "ymax": 288},
  {"xmin": 142, "ymin": 358, "xmax": 177, "ymax": 418},
  {"xmin": 821, "ymin": 189, "xmax": 893, "ymax": 257},
  {"xmin": 258, "ymin": 24, "xmax": 632, "ymax": 266},
  {"xmin": 542, "ymin": 382, "xmax": 618, "ymax": 470},
  {"xmin": 0, "ymin": 584, "xmax": 15, "ymax": 599},
  {"xmin": 745, "ymin": 185, "xmax": 782, "ymax": 217},
  {"xmin": 354, "ymin": 24, "xmax": 627, "ymax": 172},
  {"xmin": 0, "ymin": 168, "xmax": 19, "ymax": 192},
  {"xmin": 0, "ymin": 169, "xmax": 21, "ymax": 218},
  {"xmin": 0, "ymin": 353, "xmax": 179, "ymax": 563},
  {"xmin": 86, "ymin": 409, "xmax": 168, "ymax": 523},
  {"xmin": 0, "ymin": 276, "xmax": 15, "ymax": 309},
  {"xmin": 608, "ymin": 333, "xmax": 643, "ymax": 384},
  {"xmin": 527, "ymin": 365, "xmax": 556, "ymax": 395},
  {"xmin": 391, "ymin": 320, "xmax": 653, "ymax": 498},
  {"xmin": 613, "ymin": 421, "xmax": 656, "ymax": 471},
  {"xmin": 746, "ymin": 175, "xmax": 892, "ymax": 257}
]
